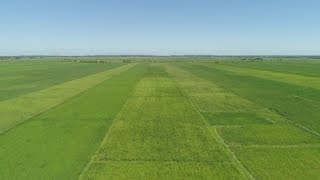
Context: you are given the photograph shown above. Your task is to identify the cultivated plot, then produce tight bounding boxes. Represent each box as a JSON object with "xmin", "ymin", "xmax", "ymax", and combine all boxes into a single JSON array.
[
  {"xmin": 81, "ymin": 64, "xmax": 245, "ymax": 179},
  {"xmin": 0, "ymin": 63, "xmax": 146, "ymax": 179},
  {"xmin": 175, "ymin": 62, "xmax": 320, "ymax": 179}
]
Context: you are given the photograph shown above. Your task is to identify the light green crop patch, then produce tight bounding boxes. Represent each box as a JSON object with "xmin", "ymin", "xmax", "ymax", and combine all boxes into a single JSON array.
[
  {"xmin": 203, "ymin": 112, "xmax": 271, "ymax": 126},
  {"xmin": 189, "ymin": 92, "xmax": 256, "ymax": 113},
  {"xmin": 0, "ymin": 63, "xmax": 136, "ymax": 134},
  {"xmin": 180, "ymin": 81, "xmax": 225, "ymax": 93},
  {"xmin": 232, "ymin": 147, "xmax": 320, "ymax": 179},
  {"xmin": 219, "ymin": 125, "xmax": 320, "ymax": 146},
  {"xmin": 81, "ymin": 161, "xmax": 243, "ymax": 179},
  {"xmin": 133, "ymin": 64, "xmax": 184, "ymax": 97},
  {"xmin": 91, "ymin": 97, "xmax": 224, "ymax": 162},
  {"xmin": 133, "ymin": 76, "xmax": 183, "ymax": 97},
  {"xmin": 165, "ymin": 64, "xmax": 254, "ymax": 113},
  {"xmin": 165, "ymin": 65, "xmax": 227, "ymax": 94},
  {"xmin": 206, "ymin": 63, "xmax": 320, "ymax": 90}
]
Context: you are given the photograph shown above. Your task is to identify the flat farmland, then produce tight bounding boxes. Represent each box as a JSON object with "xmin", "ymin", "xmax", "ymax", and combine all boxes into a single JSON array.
[{"xmin": 0, "ymin": 57, "xmax": 319, "ymax": 179}]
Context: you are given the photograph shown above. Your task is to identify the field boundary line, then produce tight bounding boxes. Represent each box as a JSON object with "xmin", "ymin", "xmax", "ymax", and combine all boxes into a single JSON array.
[
  {"xmin": 165, "ymin": 64, "xmax": 254, "ymax": 180},
  {"xmin": 292, "ymin": 95, "xmax": 320, "ymax": 105},
  {"xmin": 288, "ymin": 121, "xmax": 320, "ymax": 137},
  {"xmin": 210, "ymin": 128, "xmax": 255, "ymax": 180},
  {"xmin": 91, "ymin": 159, "xmax": 237, "ymax": 163}
]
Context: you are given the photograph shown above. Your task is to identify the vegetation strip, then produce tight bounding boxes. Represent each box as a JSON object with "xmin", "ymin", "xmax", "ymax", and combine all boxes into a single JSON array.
[{"xmin": 0, "ymin": 63, "xmax": 136, "ymax": 135}]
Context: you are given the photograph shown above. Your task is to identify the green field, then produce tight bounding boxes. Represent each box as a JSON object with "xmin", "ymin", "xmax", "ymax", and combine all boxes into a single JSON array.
[{"xmin": 0, "ymin": 57, "xmax": 319, "ymax": 179}]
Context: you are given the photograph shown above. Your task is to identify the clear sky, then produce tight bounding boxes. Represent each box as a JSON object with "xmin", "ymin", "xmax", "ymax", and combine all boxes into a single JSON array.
[{"xmin": 0, "ymin": 0, "xmax": 319, "ymax": 55}]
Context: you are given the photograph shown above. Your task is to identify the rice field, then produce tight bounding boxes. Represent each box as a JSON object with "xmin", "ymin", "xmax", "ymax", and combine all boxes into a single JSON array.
[{"xmin": 0, "ymin": 57, "xmax": 319, "ymax": 179}]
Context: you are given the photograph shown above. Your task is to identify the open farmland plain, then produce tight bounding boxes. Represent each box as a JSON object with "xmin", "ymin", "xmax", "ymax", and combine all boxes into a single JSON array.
[{"xmin": 0, "ymin": 57, "xmax": 319, "ymax": 179}]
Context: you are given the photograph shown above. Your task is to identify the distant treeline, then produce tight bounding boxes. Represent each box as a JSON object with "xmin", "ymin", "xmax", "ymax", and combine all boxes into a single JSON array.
[{"xmin": 70, "ymin": 59, "xmax": 132, "ymax": 63}]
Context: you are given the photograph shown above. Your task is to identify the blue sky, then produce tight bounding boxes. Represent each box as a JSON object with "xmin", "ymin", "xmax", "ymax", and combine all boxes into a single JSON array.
[{"xmin": 0, "ymin": 0, "xmax": 319, "ymax": 55}]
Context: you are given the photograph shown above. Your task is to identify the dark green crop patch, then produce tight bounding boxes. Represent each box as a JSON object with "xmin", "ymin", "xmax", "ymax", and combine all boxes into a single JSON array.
[{"xmin": 203, "ymin": 112, "xmax": 272, "ymax": 126}]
